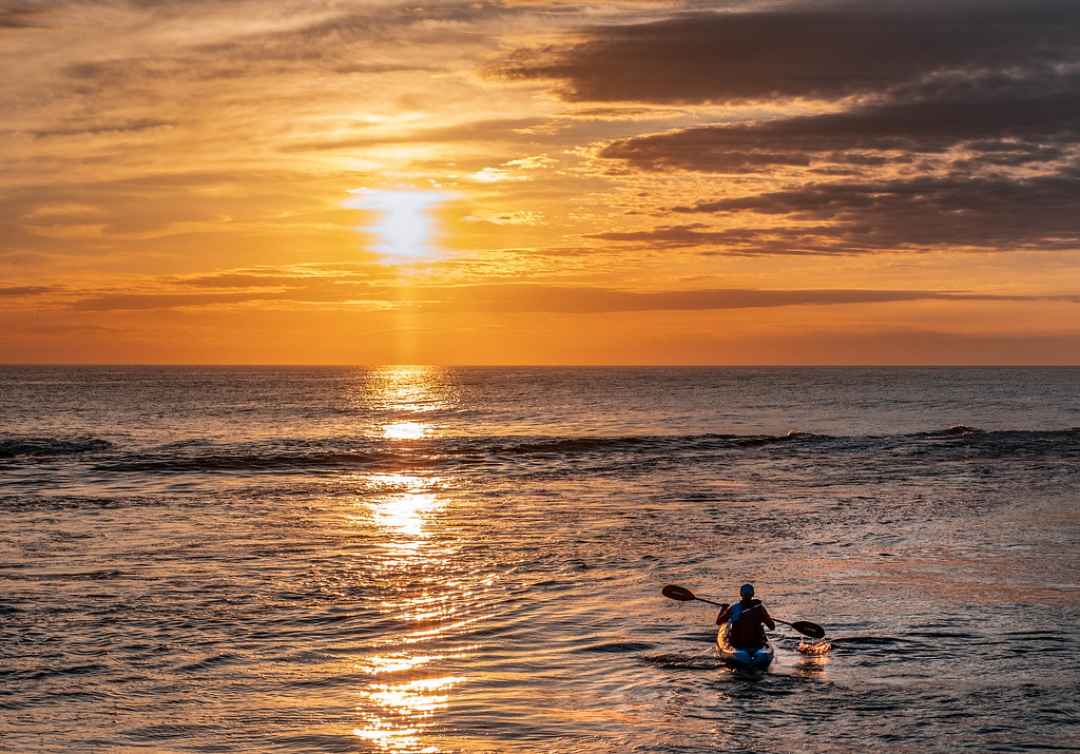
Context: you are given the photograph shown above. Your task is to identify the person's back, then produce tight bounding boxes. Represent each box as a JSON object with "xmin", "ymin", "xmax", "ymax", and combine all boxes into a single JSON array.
[
  {"xmin": 727, "ymin": 598, "xmax": 768, "ymax": 648},
  {"xmin": 716, "ymin": 584, "xmax": 775, "ymax": 649}
]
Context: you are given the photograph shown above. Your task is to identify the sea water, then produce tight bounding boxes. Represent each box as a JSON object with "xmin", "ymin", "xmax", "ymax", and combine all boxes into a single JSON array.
[{"xmin": 2, "ymin": 366, "xmax": 1079, "ymax": 753}]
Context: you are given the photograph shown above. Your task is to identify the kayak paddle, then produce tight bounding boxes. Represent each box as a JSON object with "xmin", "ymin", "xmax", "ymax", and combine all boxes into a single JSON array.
[{"xmin": 662, "ymin": 584, "xmax": 826, "ymax": 640}]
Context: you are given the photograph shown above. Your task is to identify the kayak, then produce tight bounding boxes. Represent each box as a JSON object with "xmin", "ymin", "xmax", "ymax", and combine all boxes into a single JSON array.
[{"xmin": 716, "ymin": 623, "xmax": 774, "ymax": 671}]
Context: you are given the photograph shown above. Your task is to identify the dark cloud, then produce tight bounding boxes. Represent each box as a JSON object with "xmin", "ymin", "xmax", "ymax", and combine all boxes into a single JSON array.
[
  {"xmin": 536, "ymin": 1, "xmax": 1080, "ymax": 255},
  {"xmin": 592, "ymin": 224, "xmax": 778, "ymax": 246},
  {"xmin": 28, "ymin": 119, "xmax": 175, "ymax": 139},
  {"xmin": 563, "ymin": 106, "xmax": 690, "ymax": 121},
  {"xmin": 331, "ymin": 62, "xmax": 437, "ymax": 75},
  {"xmin": 499, "ymin": 2, "xmax": 1080, "ymax": 104},
  {"xmin": 0, "ymin": 286, "xmax": 52, "ymax": 296},
  {"xmin": 176, "ymin": 273, "xmax": 315, "ymax": 289},
  {"xmin": 588, "ymin": 224, "xmax": 847, "ymax": 255},
  {"xmin": 672, "ymin": 171, "xmax": 1080, "ymax": 252},
  {"xmin": 600, "ymin": 89, "xmax": 1080, "ymax": 172},
  {"xmin": 0, "ymin": 5, "xmax": 42, "ymax": 29}
]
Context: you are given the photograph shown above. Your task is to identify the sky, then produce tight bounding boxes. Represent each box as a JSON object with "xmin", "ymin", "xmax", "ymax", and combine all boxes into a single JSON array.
[{"xmin": 3, "ymin": 0, "xmax": 1080, "ymax": 364}]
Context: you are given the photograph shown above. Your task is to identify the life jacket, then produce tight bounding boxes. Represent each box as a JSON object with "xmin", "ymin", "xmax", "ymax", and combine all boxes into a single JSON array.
[{"xmin": 727, "ymin": 599, "xmax": 766, "ymax": 648}]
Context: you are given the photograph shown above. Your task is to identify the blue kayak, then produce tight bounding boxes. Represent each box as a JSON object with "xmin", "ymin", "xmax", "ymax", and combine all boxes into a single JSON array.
[{"xmin": 716, "ymin": 623, "xmax": 774, "ymax": 671}]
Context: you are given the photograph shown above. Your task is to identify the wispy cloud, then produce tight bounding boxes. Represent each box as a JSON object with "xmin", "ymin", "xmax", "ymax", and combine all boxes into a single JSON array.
[
  {"xmin": 66, "ymin": 276, "xmax": 1079, "ymax": 313},
  {"xmin": 28, "ymin": 119, "xmax": 176, "ymax": 139},
  {"xmin": 0, "ymin": 286, "xmax": 53, "ymax": 297}
]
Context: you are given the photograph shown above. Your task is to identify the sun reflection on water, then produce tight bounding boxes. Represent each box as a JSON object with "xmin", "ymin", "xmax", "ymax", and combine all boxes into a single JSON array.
[
  {"xmin": 345, "ymin": 366, "xmax": 466, "ymax": 753},
  {"xmin": 351, "ymin": 473, "xmax": 446, "ymax": 549},
  {"xmin": 352, "ymin": 722, "xmax": 425, "ymax": 751},
  {"xmin": 374, "ymin": 491, "xmax": 440, "ymax": 539},
  {"xmin": 354, "ymin": 676, "xmax": 463, "ymax": 752},
  {"xmin": 368, "ymin": 676, "xmax": 464, "ymax": 713},
  {"xmin": 383, "ymin": 421, "xmax": 429, "ymax": 440},
  {"xmin": 371, "ymin": 365, "xmax": 452, "ymax": 416},
  {"xmin": 363, "ymin": 654, "xmax": 439, "ymax": 675}
]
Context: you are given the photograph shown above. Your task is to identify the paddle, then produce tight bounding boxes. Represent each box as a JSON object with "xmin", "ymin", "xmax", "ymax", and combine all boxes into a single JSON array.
[{"xmin": 662, "ymin": 584, "xmax": 826, "ymax": 640}]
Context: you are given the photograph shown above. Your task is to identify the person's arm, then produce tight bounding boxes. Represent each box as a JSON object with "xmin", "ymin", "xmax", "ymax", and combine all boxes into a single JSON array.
[
  {"xmin": 715, "ymin": 603, "xmax": 730, "ymax": 625},
  {"xmin": 761, "ymin": 605, "xmax": 776, "ymax": 631}
]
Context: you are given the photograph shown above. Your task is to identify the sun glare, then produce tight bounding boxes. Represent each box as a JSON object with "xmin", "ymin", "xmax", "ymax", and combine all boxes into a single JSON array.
[
  {"xmin": 383, "ymin": 421, "xmax": 428, "ymax": 440},
  {"xmin": 345, "ymin": 188, "xmax": 450, "ymax": 262}
]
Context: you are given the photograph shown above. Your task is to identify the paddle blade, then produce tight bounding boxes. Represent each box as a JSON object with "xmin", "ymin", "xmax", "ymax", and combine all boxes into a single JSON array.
[
  {"xmin": 662, "ymin": 585, "xmax": 696, "ymax": 602},
  {"xmin": 790, "ymin": 620, "xmax": 826, "ymax": 639}
]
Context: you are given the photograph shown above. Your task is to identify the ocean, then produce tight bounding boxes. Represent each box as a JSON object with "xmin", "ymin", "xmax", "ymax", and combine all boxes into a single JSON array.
[{"xmin": 2, "ymin": 366, "xmax": 1079, "ymax": 753}]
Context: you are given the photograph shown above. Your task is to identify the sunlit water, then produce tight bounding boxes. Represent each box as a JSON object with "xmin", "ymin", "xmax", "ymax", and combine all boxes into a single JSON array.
[{"xmin": 2, "ymin": 366, "xmax": 1079, "ymax": 753}]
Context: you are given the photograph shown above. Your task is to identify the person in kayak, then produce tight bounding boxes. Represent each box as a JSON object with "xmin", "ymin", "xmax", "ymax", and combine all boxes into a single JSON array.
[{"xmin": 715, "ymin": 583, "xmax": 775, "ymax": 649}]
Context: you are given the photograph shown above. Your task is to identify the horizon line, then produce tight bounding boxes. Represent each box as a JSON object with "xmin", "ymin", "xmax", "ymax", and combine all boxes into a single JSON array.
[{"xmin": 2, "ymin": 362, "xmax": 1079, "ymax": 369}]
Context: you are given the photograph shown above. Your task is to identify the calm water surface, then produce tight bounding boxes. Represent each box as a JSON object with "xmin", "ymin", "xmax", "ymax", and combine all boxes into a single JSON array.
[{"xmin": 2, "ymin": 367, "xmax": 1079, "ymax": 753}]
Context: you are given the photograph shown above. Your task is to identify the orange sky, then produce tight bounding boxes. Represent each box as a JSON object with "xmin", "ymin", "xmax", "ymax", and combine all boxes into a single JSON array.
[{"xmin": 3, "ymin": 0, "xmax": 1080, "ymax": 364}]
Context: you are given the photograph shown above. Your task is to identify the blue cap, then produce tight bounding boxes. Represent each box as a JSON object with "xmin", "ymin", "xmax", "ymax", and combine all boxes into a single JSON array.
[{"xmin": 740, "ymin": 583, "xmax": 754, "ymax": 598}]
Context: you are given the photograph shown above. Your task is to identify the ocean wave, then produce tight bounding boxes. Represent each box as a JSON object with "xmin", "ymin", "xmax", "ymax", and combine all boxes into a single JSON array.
[
  {"xmin": 93, "ymin": 449, "xmax": 410, "ymax": 473},
  {"xmin": 91, "ymin": 432, "xmax": 836, "ymax": 473},
  {"xmin": 0, "ymin": 436, "xmax": 111, "ymax": 460},
  {"xmin": 914, "ymin": 425, "xmax": 984, "ymax": 437},
  {"xmin": 79, "ymin": 427, "xmax": 1080, "ymax": 474}
]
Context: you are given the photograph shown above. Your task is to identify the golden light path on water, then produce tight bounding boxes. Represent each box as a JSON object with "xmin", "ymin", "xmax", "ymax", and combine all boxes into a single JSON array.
[{"xmin": 351, "ymin": 365, "xmax": 461, "ymax": 751}]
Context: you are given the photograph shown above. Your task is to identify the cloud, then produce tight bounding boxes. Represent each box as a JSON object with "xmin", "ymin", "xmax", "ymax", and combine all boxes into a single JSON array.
[
  {"xmin": 66, "ymin": 277, "xmax": 1076, "ymax": 313},
  {"xmin": 0, "ymin": 167, "xmax": 360, "ymax": 257},
  {"xmin": 72, "ymin": 277, "xmax": 381, "ymax": 311},
  {"xmin": 645, "ymin": 329, "xmax": 1080, "ymax": 366},
  {"xmin": 498, "ymin": 1, "xmax": 1080, "ymax": 261},
  {"xmin": 175, "ymin": 273, "xmax": 318, "ymax": 289},
  {"xmin": 1, "ymin": 5, "xmax": 42, "ymax": 29},
  {"xmin": 176, "ymin": 2, "xmax": 531, "ymax": 74},
  {"xmin": 599, "ymin": 87, "xmax": 1080, "ymax": 172},
  {"xmin": 281, "ymin": 117, "xmax": 556, "ymax": 152},
  {"xmin": 71, "ymin": 291, "xmax": 271, "ymax": 311},
  {"xmin": 499, "ymin": 2, "xmax": 1080, "ymax": 104},
  {"xmin": 588, "ymin": 224, "xmax": 847, "ymax": 255},
  {"xmin": 415, "ymin": 285, "xmax": 1056, "ymax": 313},
  {"xmin": 506, "ymin": 1, "xmax": 1080, "ymax": 256},
  {"xmin": 671, "ymin": 171, "xmax": 1080, "ymax": 252},
  {"xmin": 331, "ymin": 62, "xmax": 438, "ymax": 75},
  {"xmin": 27, "ymin": 119, "xmax": 175, "ymax": 139},
  {"xmin": 0, "ymin": 286, "xmax": 52, "ymax": 297}
]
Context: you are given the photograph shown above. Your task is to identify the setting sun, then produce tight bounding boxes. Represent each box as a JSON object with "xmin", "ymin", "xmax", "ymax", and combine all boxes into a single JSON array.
[{"xmin": 344, "ymin": 189, "xmax": 451, "ymax": 263}]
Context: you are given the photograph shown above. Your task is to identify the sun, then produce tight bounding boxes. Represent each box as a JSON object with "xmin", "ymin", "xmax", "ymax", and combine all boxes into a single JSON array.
[{"xmin": 344, "ymin": 188, "xmax": 451, "ymax": 262}]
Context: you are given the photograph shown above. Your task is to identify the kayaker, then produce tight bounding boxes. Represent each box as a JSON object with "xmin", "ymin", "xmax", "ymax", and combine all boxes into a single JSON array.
[{"xmin": 715, "ymin": 583, "xmax": 775, "ymax": 649}]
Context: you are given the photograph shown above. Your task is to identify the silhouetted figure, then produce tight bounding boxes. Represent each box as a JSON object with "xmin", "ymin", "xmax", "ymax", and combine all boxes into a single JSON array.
[{"xmin": 715, "ymin": 583, "xmax": 775, "ymax": 649}]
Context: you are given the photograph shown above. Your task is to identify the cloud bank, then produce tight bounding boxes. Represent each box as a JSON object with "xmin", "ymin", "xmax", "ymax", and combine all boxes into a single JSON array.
[{"xmin": 504, "ymin": 0, "xmax": 1080, "ymax": 255}]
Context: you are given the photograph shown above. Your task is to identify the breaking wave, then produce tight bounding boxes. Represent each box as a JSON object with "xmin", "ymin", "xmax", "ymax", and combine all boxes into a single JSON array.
[
  {"xmin": 71, "ymin": 427, "xmax": 1080, "ymax": 474},
  {"xmin": 0, "ymin": 436, "xmax": 112, "ymax": 460}
]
